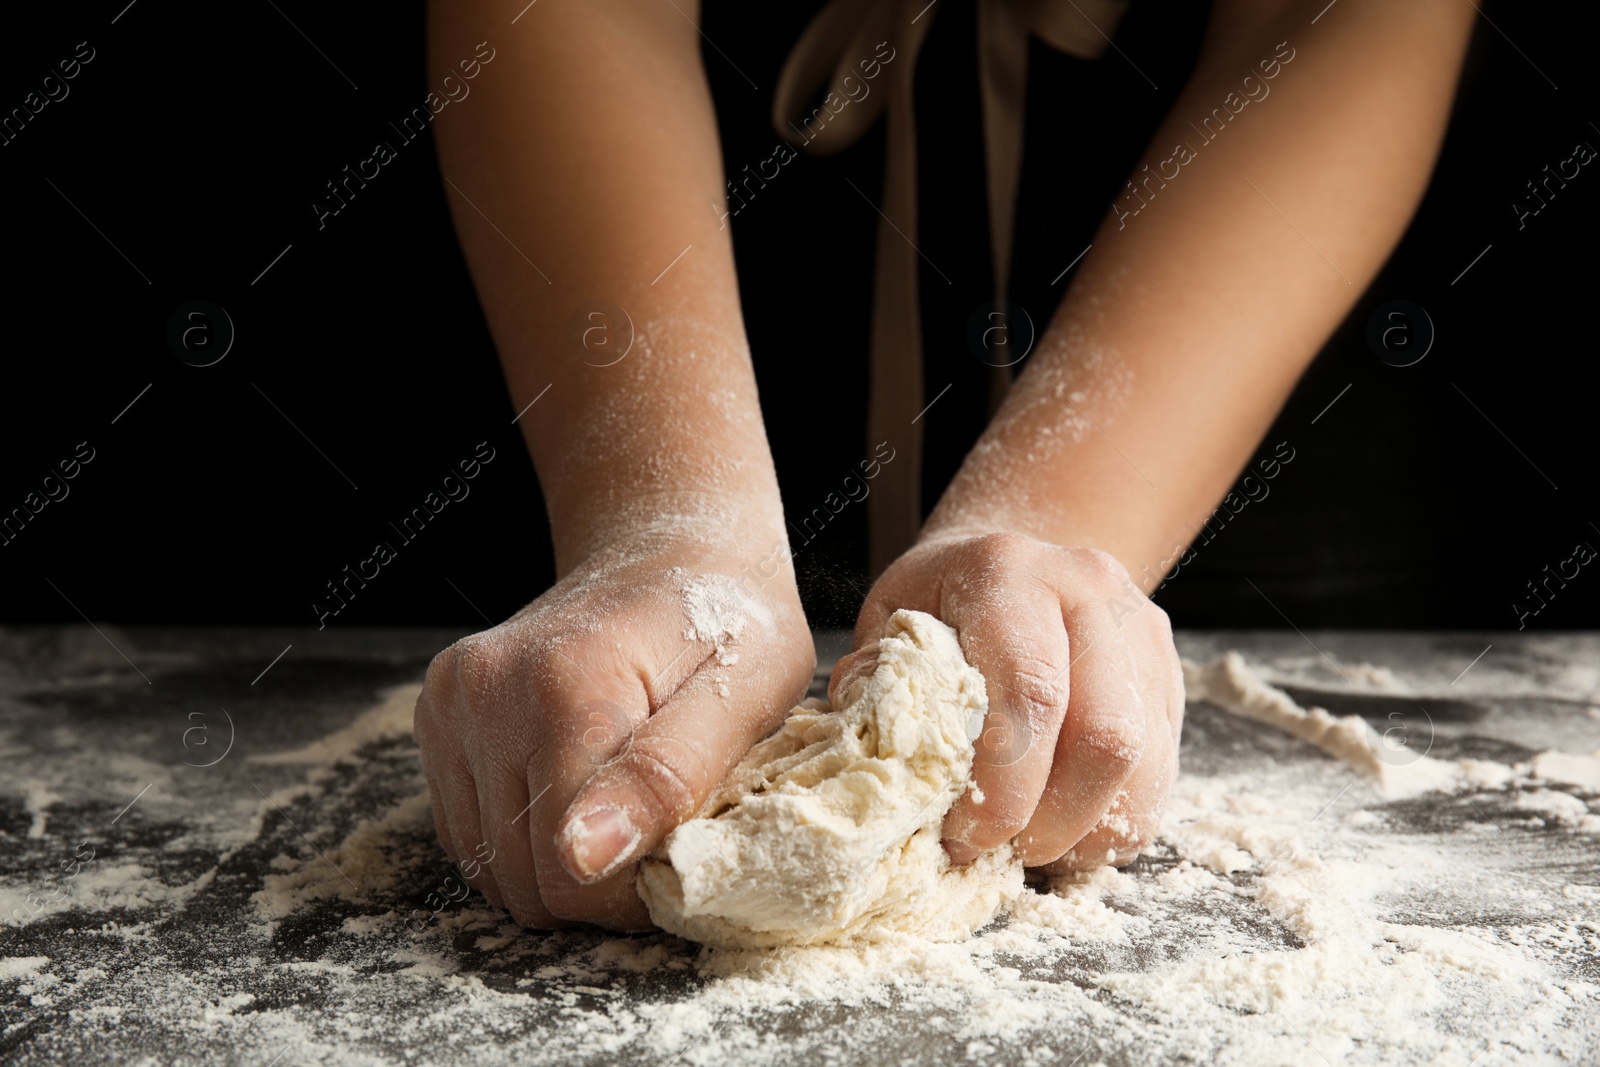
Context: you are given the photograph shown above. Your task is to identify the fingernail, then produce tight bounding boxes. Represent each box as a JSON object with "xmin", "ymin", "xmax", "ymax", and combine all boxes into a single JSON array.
[{"xmin": 559, "ymin": 806, "xmax": 642, "ymax": 883}]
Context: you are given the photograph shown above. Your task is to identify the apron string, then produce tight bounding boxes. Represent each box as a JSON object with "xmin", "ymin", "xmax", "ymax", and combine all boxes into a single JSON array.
[{"xmin": 773, "ymin": 0, "xmax": 1131, "ymax": 574}]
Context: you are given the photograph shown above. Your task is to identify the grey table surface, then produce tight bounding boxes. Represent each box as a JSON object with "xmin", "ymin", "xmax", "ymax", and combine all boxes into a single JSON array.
[{"xmin": 0, "ymin": 626, "xmax": 1596, "ymax": 1066}]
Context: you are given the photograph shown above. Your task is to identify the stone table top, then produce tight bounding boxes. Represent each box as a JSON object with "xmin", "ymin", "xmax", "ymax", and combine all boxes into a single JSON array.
[{"xmin": 0, "ymin": 626, "xmax": 1596, "ymax": 1066}]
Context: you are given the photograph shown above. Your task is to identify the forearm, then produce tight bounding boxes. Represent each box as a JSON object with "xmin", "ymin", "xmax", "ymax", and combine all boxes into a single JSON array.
[
  {"xmin": 924, "ymin": 0, "xmax": 1474, "ymax": 587},
  {"xmin": 428, "ymin": 1, "xmax": 783, "ymax": 575}
]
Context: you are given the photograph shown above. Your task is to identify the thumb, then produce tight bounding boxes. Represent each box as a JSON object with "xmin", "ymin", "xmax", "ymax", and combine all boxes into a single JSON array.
[
  {"xmin": 826, "ymin": 641, "xmax": 881, "ymax": 711},
  {"xmin": 555, "ymin": 659, "xmax": 804, "ymax": 885}
]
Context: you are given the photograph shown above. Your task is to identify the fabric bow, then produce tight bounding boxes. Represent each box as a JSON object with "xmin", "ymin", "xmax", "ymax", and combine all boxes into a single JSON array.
[{"xmin": 772, "ymin": 0, "xmax": 1131, "ymax": 573}]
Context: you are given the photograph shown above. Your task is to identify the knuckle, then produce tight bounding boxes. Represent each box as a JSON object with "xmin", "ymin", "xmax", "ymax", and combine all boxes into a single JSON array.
[
  {"xmin": 451, "ymin": 635, "xmax": 509, "ymax": 707},
  {"xmin": 422, "ymin": 644, "xmax": 464, "ymax": 704},
  {"xmin": 973, "ymin": 530, "xmax": 1036, "ymax": 562},
  {"xmin": 415, "ymin": 681, "xmax": 449, "ymax": 750},
  {"xmin": 1163, "ymin": 660, "xmax": 1187, "ymax": 739},
  {"xmin": 953, "ymin": 532, "xmax": 1040, "ymax": 587},
  {"xmin": 994, "ymin": 656, "xmax": 1069, "ymax": 722},
  {"xmin": 1077, "ymin": 711, "xmax": 1147, "ymax": 771},
  {"xmin": 984, "ymin": 806, "xmax": 1034, "ymax": 844},
  {"xmin": 415, "ymin": 718, "xmax": 443, "ymax": 774},
  {"xmin": 617, "ymin": 735, "xmax": 702, "ymax": 822},
  {"xmin": 1070, "ymin": 546, "xmax": 1130, "ymax": 586},
  {"xmin": 567, "ymin": 705, "xmax": 637, "ymax": 772}
]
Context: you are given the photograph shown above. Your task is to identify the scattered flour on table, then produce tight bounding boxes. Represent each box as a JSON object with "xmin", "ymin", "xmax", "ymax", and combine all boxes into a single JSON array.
[
  {"xmin": 20, "ymin": 781, "xmax": 59, "ymax": 840},
  {"xmin": 4, "ymin": 650, "xmax": 1599, "ymax": 1065},
  {"xmin": 1532, "ymin": 748, "xmax": 1600, "ymax": 791},
  {"xmin": 0, "ymin": 957, "xmax": 50, "ymax": 981},
  {"xmin": 1184, "ymin": 651, "xmax": 1517, "ymax": 798},
  {"xmin": 1333, "ymin": 662, "xmax": 1414, "ymax": 692}
]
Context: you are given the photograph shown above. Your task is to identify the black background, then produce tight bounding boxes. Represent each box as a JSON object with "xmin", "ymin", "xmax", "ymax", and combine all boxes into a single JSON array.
[{"xmin": 1, "ymin": 0, "xmax": 1595, "ymax": 635}]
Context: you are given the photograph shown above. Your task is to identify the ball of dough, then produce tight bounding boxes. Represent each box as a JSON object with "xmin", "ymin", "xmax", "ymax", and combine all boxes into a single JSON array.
[{"xmin": 636, "ymin": 609, "xmax": 1023, "ymax": 947}]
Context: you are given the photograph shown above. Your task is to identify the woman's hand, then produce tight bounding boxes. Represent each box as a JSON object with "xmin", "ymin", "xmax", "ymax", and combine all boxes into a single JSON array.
[
  {"xmin": 834, "ymin": 531, "xmax": 1182, "ymax": 874},
  {"xmin": 414, "ymin": 527, "xmax": 813, "ymax": 930}
]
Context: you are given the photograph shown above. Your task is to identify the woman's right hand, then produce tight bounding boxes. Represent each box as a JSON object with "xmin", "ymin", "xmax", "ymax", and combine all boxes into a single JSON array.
[{"xmin": 414, "ymin": 525, "xmax": 814, "ymax": 931}]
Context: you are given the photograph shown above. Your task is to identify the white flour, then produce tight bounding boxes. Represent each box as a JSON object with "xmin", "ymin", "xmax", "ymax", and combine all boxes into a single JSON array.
[
  {"xmin": 1184, "ymin": 651, "xmax": 1519, "ymax": 798},
  {"xmin": 3, "ymin": 645, "xmax": 1597, "ymax": 1065},
  {"xmin": 672, "ymin": 571, "xmax": 775, "ymax": 696}
]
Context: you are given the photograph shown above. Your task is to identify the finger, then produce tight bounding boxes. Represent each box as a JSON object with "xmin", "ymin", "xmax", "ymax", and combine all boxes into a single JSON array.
[
  {"xmin": 555, "ymin": 648, "xmax": 810, "ymax": 888},
  {"xmin": 826, "ymin": 642, "xmax": 880, "ymax": 710},
  {"xmin": 938, "ymin": 586, "xmax": 1076, "ymax": 864},
  {"xmin": 1076, "ymin": 597, "xmax": 1184, "ymax": 866},
  {"xmin": 435, "ymin": 754, "xmax": 479, "ymax": 867},
  {"xmin": 423, "ymin": 767, "xmax": 460, "ymax": 863},
  {"xmin": 414, "ymin": 694, "xmax": 463, "ymax": 862},
  {"xmin": 528, "ymin": 692, "xmax": 655, "ymax": 929},
  {"xmin": 851, "ymin": 550, "xmax": 943, "ymax": 650},
  {"xmin": 1158, "ymin": 614, "xmax": 1186, "ymax": 747},
  {"xmin": 473, "ymin": 769, "xmax": 565, "ymax": 928},
  {"xmin": 1128, "ymin": 596, "xmax": 1185, "ymax": 748},
  {"xmin": 524, "ymin": 604, "xmax": 726, "ymax": 927},
  {"xmin": 1032, "ymin": 800, "xmax": 1153, "ymax": 874},
  {"xmin": 849, "ymin": 589, "xmax": 901, "ymax": 650},
  {"xmin": 1016, "ymin": 622, "xmax": 1154, "ymax": 866},
  {"xmin": 524, "ymin": 600, "xmax": 758, "ymax": 929},
  {"xmin": 437, "ymin": 758, "xmax": 500, "ymax": 905},
  {"xmin": 1032, "ymin": 726, "xmax": 1172, "ymax": 873},
  {"xmin": 464, "ymin": 799, "xmax": 507, "ymax": 911}
]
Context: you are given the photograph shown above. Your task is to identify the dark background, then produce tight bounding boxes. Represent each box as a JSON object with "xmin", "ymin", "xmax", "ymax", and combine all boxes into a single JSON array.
[{"xmin": 1, "ymin": 0, "xmax": 1595, "ymax": 636}]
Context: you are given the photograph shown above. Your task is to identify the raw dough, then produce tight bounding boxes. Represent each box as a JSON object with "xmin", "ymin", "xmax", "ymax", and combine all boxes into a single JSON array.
[{"xmin": 636, "ymin": 609, "xmax": 1023, "ymax": 947}]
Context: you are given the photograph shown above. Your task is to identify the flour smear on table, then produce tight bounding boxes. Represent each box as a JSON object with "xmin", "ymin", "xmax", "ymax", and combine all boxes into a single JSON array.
[{"xmin": 1, "ymin": 639, "xmax": 1597, "ymax": 1066}]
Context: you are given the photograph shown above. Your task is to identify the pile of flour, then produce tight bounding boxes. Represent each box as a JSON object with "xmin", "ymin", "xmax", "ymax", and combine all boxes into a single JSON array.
[
  {"xmin": 637, "ymin": 609, "xmax": 1022, "ymax": 947},
  {"xmin": 4, "ymin": 629, "xmax": 1598, "ymax": 1066}
]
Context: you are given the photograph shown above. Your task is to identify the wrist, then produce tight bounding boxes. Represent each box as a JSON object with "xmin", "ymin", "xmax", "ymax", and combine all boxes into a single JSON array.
[
  {"xmin": 553, "ymin": 488, "xmax": 793, "ymax": 584},
  {"xmin": 917, "ymin": 500, "xmax": 1145, "ymax": 582},
  {"xmin": 917, "ymin": 504, "xmax": 1069, "ymax": 553}
]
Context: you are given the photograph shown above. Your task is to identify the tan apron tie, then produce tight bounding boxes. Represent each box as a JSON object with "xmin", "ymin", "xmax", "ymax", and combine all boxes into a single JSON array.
[{"xmin": 772, "ymin": 0, "xmax": 1131, "ymax": 575}]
